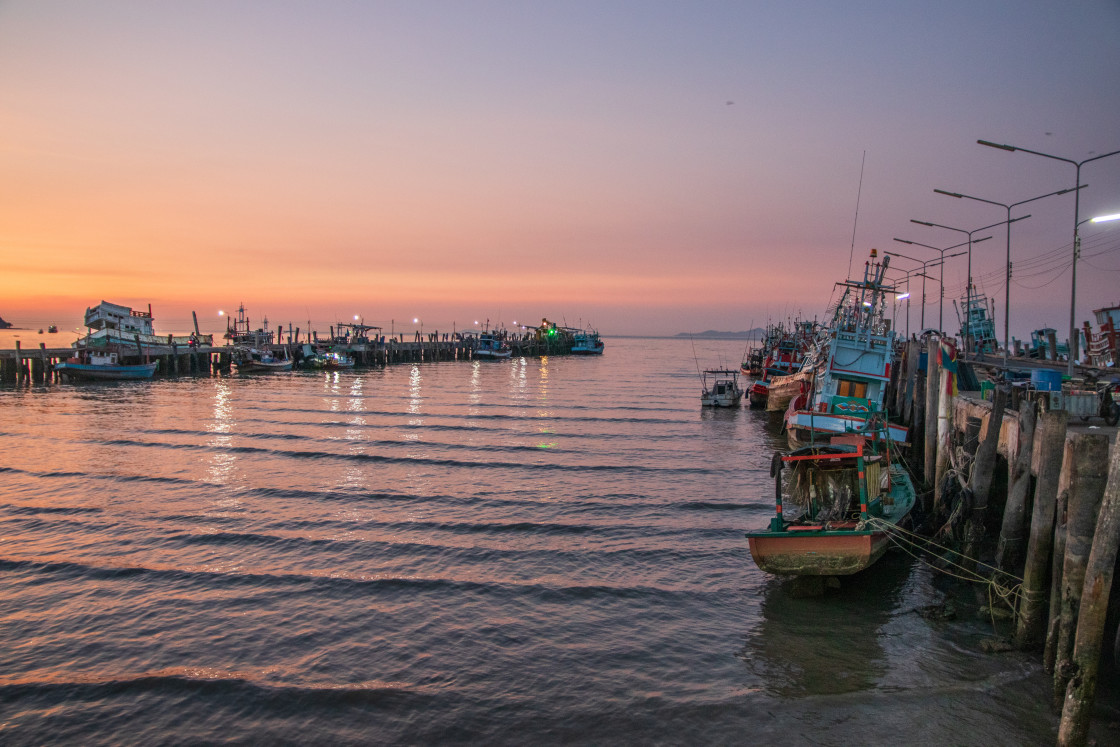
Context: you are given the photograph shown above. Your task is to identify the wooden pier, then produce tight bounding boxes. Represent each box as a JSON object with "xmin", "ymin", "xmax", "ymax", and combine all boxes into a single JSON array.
[
  {"xmin": 885, "ymin": 338, "xmax": 1119, "ymax": 744},
  {"xmin": 0, "ymin": 331, "xmax": 581, "ymax": 384}
]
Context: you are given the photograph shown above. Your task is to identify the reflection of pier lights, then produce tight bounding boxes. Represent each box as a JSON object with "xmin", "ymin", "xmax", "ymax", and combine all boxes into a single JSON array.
[
  {"xmin": 978, "ymin": 139, "xmax": 1120, "ymax": 374},
  {"xmin": 891, "ymin": 238, "xmax": 977, "ymax": 333},
  {"xmin": 934, "ymin": 185, "xmax": 1080, "ymax": 369}
]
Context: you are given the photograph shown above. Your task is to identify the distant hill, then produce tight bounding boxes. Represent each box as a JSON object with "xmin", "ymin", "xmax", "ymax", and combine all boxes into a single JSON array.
[
  {"xmin": 675, "ymin": 329, "xmax": 763, "ymax": 340},
  {"xmin": 0, "ymin": 316, "xmax": 12, "ymax": 329}
]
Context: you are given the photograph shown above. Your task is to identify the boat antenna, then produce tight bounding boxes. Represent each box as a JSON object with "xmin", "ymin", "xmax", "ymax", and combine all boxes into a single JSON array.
[
  {"xmin": 689, "ymin": 333, "xmax": 704, "ymax": 383},
  {"xmin": 740, "ymin": 318, "xmax": 754, "ymax": 361},
  {"xmin": 846, "ymin": 150, "xmax": 866, "ymax": 281}
]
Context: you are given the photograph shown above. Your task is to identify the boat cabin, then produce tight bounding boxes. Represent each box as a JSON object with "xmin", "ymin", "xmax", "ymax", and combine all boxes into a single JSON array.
[
  {"xmin": 83, "ymin": 301, "xmax": 155, "ymax": 336},
  {"xmin": 771, "ymin": 440, "xmax": 893, "ymax": 531}
]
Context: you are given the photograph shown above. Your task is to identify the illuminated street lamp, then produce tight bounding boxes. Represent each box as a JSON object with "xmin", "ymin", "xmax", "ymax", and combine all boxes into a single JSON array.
[
  {"xmin": 934, "ymin": 185, "xmax": 1082, "ymax": 369},
  {"xmin": 892, "ymin": 238, "xmax": 980, "ymax": 332},
  {"xmin": 884, "ymin": 267, "xmax": 929, "ymax": 338},
  {"xmin": 978, "ymin": 139, "xmax": 1120, "ymax": 373},
  {"xmin": 884, "ymin": 253, "xmax": 960, "ymax": 332}
]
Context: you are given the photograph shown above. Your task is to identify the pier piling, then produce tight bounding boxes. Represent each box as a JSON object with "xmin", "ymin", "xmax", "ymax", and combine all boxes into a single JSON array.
[
  {"xmin": 1014, "ymin": 409, "xmax": 1068, "ymax": 650},
  {"xmin": 1052, "ymin": 434, "xmax": 1110, "ymax": 705},
  {"xmin": 1057, "ymin": 440, "xmax": 1120, "ymax": 746},
  {"xmin": 924, "ymin": 337, "xmax": 939, "ymax": 488},
  {"xmin": 996, "ymin": 402, "xmax": 1037, "ymax": 574}
]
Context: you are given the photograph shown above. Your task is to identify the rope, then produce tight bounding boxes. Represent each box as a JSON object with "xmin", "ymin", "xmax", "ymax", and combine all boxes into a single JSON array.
[{"xmin": 864, "ymin": 516, "xmax": 1024, "ymax": 618}]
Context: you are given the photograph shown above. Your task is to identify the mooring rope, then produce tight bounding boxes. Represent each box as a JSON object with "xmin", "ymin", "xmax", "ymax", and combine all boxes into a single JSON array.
[{"xmin": 864, "ymin": 516, "xmax": 1024, "ymax": 619}]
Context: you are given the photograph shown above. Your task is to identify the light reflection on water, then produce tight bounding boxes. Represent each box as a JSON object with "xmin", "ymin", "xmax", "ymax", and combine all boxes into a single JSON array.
[{"xmin": 0, "ymin": 337, "xmax": 1097, "ymax": 744}]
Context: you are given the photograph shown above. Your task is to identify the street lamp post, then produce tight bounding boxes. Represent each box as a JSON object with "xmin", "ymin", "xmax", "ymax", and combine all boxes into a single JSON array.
[
  {"xmin": 884, "ymin": 253, "xmax": 957, "ymax": 332},
  {"xmin": 978, "ymin": 139, "xmax": 1120, "ymax": 374},
  {"xmin": 884, "ymin": 268, "xmax": 921, "ymax": 338},
  {"xmin": 1073, "ymin": 212, "xmax": 1120, "ymax": 359},
  {"xmin": 892, "ymin": 238, "xmax": 979, "ymax": 333},
  {"xmin": 910, "ymin": 218, "xmax": 1026, "ymax": 357},
  {"xmin": 933, "ymin": 186, "xmax": 1083, "ymax": 369}
]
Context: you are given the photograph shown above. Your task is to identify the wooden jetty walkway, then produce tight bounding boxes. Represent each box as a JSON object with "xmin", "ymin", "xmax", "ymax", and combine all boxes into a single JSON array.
[
  {"xmin": 884, "ymin": 336, "xmax": 1120, "ymax": 744},
  {"xmin": 0, "ymin": 332, "xmax": 581, "ymax": 384}
]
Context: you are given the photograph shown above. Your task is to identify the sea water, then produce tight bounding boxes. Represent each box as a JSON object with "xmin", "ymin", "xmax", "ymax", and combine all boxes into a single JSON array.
[{"xmin": 0, "ymin": 337, "xmax": 1102, "ymax": 744}]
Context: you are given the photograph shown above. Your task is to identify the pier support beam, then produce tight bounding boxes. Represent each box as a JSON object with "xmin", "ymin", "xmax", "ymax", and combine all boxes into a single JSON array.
[
  {"xmin": 997, "ymin": 402, "xmax": 1037, "ymax": 574},
  {"xmin": 1057, "ymin": 440, "xmax": 1120, "ymax": 746},
  {"xmin": 1052, "ymin": 434, "xmax": 1110, "ymax": 705},
  {"xmin": 924, "ymin": 337, "xmax": 939, "ymax": 489},
  {"xmin": 963, "ymin": 387, "xmax": 1006, "ymax": 570},
  {"xmin": 1014, "ymin": 409, "xmax": 1068, "ymax": 650}
]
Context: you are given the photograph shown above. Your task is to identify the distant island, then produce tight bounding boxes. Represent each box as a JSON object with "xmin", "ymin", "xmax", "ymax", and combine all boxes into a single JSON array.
[
  {"xmin": 0, "ymin": 316, "xmax": 12, "ymax": 329},
  {"xmin": 674, "ymin": 329, "xmax": 763, "ymax": 340}
]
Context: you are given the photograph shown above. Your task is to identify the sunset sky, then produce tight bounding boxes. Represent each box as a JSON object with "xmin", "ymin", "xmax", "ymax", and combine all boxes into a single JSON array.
[{"xmin": 2, "ymin": 1, "xmax": 1119, "ymax": 338}]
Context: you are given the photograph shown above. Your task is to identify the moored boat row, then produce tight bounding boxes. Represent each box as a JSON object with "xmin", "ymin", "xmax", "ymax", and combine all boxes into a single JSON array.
[{"xmin": 745, "ymin": 249, "xmax": 916, "ymax": 580}]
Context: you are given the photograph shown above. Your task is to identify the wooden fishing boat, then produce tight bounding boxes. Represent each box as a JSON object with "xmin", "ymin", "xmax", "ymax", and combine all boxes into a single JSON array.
[
  {"xmin": 571, "ymin": 329, "xmax": 605, "ymax": 355},
  {"xmin": 746, "ymin": 436, "xmax": 915, "ymax": 576},
  {"xmin": 783, "ymin": 249, "xmax": 907, "ymax": 448},
  {"xmin": 765, "ymin": 369, "xmax": 814, "ymax": 413},
  {"xmin": 233, "ymin": 347, "xmax": 292, "ymax": 373},
  {"xmin": 701, "ymin": 368, "xmax": 743, "ymax": 407},
  {"xmin": 473, "ymin": 332, "xmax": 512, "ymax": 360},
  {"xmin": 55, "ymin": 352, "xmax": 158, "ymax": 380}
]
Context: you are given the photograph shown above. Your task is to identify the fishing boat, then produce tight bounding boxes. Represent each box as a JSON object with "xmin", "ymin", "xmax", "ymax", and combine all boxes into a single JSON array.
[
  {"xmin": 224, "ymin": 303, "xmax": 274, "ymax": 348},
  {"xmin": 746, "ymin": 322, "xmax": 814, "ymax": 408},
  {"xmin": 571, "ymin": 329, "xmax": 605, "ymax": 355},
  {"xmin": 320, "ymin": 351, "xmax": 355, "ymax": 369},
  {"xmin": 473, "ymin": 332, "xmax": 512, "ymax": 360},
  {"xmin": 82, "ymin": 300, "xmax": 212, "ymax": 348},
  {"xmin": 700, "ymin": 368, "xmax": 743, "ymax": 407},
  {"xmin": 745, "ymin": 433, "xmax": 915, "ymax": 576},
  {"xmin": 956, "ymin": 285, "xmax": 998, "ymax": 355},
  {"xmin": 783, "ymin": 249, "xmax": 907, "ymax": 448},
  {"xmin": 55, "ymin": 351, "xmax": 158, "ymax": 380},
  {"xmin": 233, "ymin": 347, "xmax": 293, "ymax": 373}
]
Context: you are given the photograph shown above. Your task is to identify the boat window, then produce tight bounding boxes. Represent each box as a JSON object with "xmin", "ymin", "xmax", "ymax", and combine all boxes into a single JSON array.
[{"xmin": 836, "ymin": 379, "xmax": 867, "ymax": 399}]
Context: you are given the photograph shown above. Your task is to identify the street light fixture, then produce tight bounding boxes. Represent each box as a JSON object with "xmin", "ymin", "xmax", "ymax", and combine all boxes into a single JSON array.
[
  {"xmin": 933, "ymin": 185, "xmax": 1083, "ymax": 368},
  {"xmin": 885, "ymin": 252, "xmax": 961, "ymax": 332},
  {"xmin": 892, "ymin": 237, "xmax": 979, "ymax": 332},
  {"xmin": 978, "ymin": 138, "xmax": 1120, "ymax": 373},
  {"xmin": 883, "ymin": 267, "xmax": 930, "ymax": 338}
]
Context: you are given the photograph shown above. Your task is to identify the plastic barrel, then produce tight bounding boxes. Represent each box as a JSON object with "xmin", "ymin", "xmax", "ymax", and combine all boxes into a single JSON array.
[{"xmin": 1031, "ymin": 369, "xmax": 1062, "ymax": 392}]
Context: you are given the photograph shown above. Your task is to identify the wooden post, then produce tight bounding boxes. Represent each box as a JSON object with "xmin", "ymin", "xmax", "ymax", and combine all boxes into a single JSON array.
[
  {"xmin": 924, "ymin": 337, "xmax": 939, "ymax": 487},
  {"xmin": 963, "ymin": 386, "xmax": 1007, "ymax": 569},
  {"xmin": 903, "ymin": 339, "xmax": 920, "ymax": 425},
  {"xmin": 15, "ymin": 340, "xmax": 23, "ymax": 383},
  {"xmin": 1052, "ymin": 434, "xmax": 1110, "ymax": 706},
  {"xmin": 1045, "ymin": 438, "xmax": 1075, "ymax": 672},
  {"xmin": 1057, "ymin": 439, "xmax": 1120, "ymax": 746},
  {"xmin": 934, "ymin": 344, "xmax": 954, "ymax": 507},
  {"xmin": 892, "ymin": 345, "xmax": 906, "ymax": 415},
  {"xmin": 1047, "ymin": 330, "xmax": 1059, "ymax": 361},
  {"xmin": 1014, "ymin": 409, "xmax": 1069, "ymax": 649},
  {"xmin": 39, "ymin": 342, "xmax": 50, "ymax": 384},
  {"xmin": 997, "ymin": 402, "xmax": 1037, "ymax": 574}
]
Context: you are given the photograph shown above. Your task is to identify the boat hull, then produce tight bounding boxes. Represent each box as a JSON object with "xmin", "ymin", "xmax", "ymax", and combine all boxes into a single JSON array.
[
  {"xmin": 473, "ymin": 350, "xmax": 512, "ymax": 360},
  {"xmin": 765, "ymin": 371, "xmax": 813, "ymax": 413},
  {"xmin": 785, "ymin": 410, "xmax": 908, "ymax": 449},
  {"xmin": 747, "ymin": 529, "xmax": 889, "ymax": 576},
  {"xmin": 236, "ymin": 360, "xmax": 293, "ymax": 373},
  {"xmin": 701, "ymin": 392, "xmax": 742, "ymax": 407},
  {"xmin": 54, "ymin": 361, "xmax": 158, "ymax": 380}
]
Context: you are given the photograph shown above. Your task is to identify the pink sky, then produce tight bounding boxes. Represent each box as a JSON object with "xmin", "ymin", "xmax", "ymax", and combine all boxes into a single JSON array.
[{"xmin": 2, "ymin": 1, "xmax": 1119, "ymax": 338}]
